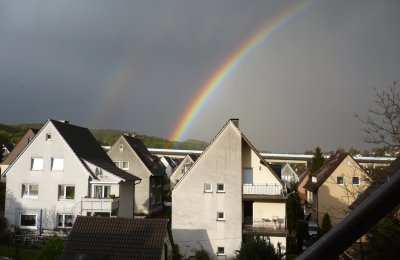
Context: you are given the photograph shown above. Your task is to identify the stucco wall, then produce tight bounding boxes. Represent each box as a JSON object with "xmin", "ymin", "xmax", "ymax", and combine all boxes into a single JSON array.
[
  {"xmin": 119, "ymin": 181, "xmax": 135, "ymax": 217},
  {"xmin": 318, "ymin": 156, "xmax": 368, "ymax": 226},
  {"xmin": 5, "ymin": 123, "xmax": 90, "ymax": 230},
  {"xmin": 172, "ymin": 123, "xmax": 242, "ymax": 259},
  {"xmin": 108, "ymin": 137, "xmax": 152, "ymax": 214}
]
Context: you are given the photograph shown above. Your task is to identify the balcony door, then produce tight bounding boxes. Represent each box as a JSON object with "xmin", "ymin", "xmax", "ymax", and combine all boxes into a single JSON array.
[
  {"xmin": 243, "ymin": 168, "xmax": 253, "ymax": 184},
  {"xmin": 243, "ymin": 201, "xmax": 253, "ymax": 225}
]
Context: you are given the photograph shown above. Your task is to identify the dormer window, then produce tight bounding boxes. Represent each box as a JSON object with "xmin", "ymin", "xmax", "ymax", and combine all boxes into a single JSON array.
[
  {"xmin": 312, "ymin": 176, "xmax": 317, "ymax": 183},
  {"xmin": 46, "ymin": 133, "xmax": 52, "ymax": 141},
  {"xmin": 153, "ymin": 163, "xmax": 158, "ymax": 169}
]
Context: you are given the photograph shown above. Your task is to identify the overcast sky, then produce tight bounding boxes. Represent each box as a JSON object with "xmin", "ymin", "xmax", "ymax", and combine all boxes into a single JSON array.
[{"xmin": 1, "ymin": 0, "xmax": 399, "ymax": 153}]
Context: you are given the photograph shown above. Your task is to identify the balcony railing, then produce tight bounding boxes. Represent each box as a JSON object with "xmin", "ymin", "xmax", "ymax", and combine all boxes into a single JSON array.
[
  {"xmin": 243, "ymin": 183, "xmax": 282, "ymax": 195},
  {"xmin": 81, "ymin": 197, "xmax": 119, "ymax": 212}
]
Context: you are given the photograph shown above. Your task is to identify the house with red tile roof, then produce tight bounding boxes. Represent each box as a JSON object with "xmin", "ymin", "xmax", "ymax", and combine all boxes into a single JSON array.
[
  {"xmin": 302, "ymin": 152, "xmax": 369, "ymax": 226},
  {"xmin": 59, "ymin": 216, "xmax": 172, "ymax": 260}
]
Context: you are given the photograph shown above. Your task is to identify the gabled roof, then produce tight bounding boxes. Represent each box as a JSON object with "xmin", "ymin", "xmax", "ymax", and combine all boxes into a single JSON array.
[
  {"xmin": 3, "ymin": 144, "xmax": 15, "ymax": 153},
  {"xmin": 84, "ymin": 159, "xmax": 140, "ymax": 182},
  {"xmin": 303, "ymin": 153, "xmax": 350, "ymax": 192},
  {"xmin": 174, "ymin": 119, "xmax": 285, "ymax": 190},
  {"xmin": 51, "ymin": 120, "xmax": 113, "ymax": 163},
  {"xmin": 349, "ymin": 156, "xmax": 400, "ymax": 210},
  {"xmin": 1, "ymin": 128, "xmax": 38, "ymax": 165},
  {"xmin": 60, "ymin": 216, "xmax": 169, "ymax": 260},
  {"xmin": 121, "ymin": 135, "xmax": 166, "ymax": 176}
]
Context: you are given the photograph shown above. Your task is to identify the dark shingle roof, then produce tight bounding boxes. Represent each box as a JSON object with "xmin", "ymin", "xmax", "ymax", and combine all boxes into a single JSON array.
[
  {"xmin": 51, "ymin": 120, "xmax": 139, "ymax": 181},
  {"xmin": 303, "ymin": 153, "xmax": 349, "ymax": 192},
  {"xmin": 349, "ymin": 156, "xmax": 400, "ymax": 210},
  {"xmin": 51, "ymin": 119, "xmax": 113, "ymax": 163},
  {"xmin": 122, "ymin": 135, "xmax": 166, "ymax": 176},
  {"xmin": 60, "ymin": 216, "xmax": 169, "ymax": 260}
]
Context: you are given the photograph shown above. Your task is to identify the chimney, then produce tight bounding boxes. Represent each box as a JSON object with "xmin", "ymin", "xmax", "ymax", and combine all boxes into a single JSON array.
[
  {"xmin": 59, "ymin": 120, "xmax": 69, "ymax": 124},
  {"xmin": 231, "ymin": 118, "xmax": 239, "ymax": 128}
]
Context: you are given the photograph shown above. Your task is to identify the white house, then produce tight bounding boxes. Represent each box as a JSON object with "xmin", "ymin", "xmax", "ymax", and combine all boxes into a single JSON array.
[
  {"xmin": 2, "ymin": 119, "xmax": 140, "ymax": 234},
  {"xmin": 172, "ymin": 119, "xmax": 288, "ymax": 259}
]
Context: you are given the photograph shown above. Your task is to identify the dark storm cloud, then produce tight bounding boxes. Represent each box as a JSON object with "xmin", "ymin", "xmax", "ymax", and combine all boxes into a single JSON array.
[{"xmin": 1, "ymin": 0, "xmax": 400, "ymax": 153}]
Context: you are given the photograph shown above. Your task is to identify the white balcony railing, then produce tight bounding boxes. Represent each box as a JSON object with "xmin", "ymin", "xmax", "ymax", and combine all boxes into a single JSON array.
[
  {"xmin": 81, "ymin": 198, "xmax": 119, "ymax": 212},
  {"xmin": 243, "ymin": 184, "xmax": 282, "ymax": 195}
]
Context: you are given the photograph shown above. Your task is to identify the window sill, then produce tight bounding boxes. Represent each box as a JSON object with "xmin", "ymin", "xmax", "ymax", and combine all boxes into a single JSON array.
[
  {"xmin": 217, "ymin": 219, "xmax": 225, "ymax": 221},
  {"xmin": 22, "ymin": 197, "xmax": 38, "ymax": 199},
  {"xmin": 217, "ymin": 191, "xmax": 225, "ymax": 193},
  {"xmin": 204, "ymin": 191, "xmax": 212, "ymax": 193}
]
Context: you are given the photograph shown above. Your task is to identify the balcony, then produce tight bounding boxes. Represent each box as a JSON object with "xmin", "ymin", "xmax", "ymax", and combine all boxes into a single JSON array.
[
  {"xmin": 81, "ymin": 197, "xmax": 119, "ymax": 213},
  {"xmin": 243, "ymin": 217, "xmax": 288, "ymax": 236},
  {"xmin": 243, "ymin": 184, "xmax": 282, "ymax": 196}
]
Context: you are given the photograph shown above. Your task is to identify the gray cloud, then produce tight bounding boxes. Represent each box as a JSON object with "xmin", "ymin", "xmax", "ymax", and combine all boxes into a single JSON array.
[{"xmin": 1, "ymin": 0, "xmax": 399, "ymax": 153}]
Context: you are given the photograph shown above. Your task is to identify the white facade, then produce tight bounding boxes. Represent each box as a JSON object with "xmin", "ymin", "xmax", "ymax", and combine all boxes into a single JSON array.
[
  {"xmin": 3, "ymin": 120, "xmax": 138, "ymax": 233},
  {"xmin": 172, "ymin": 120, "xmax": 287, "ymax": 259}
]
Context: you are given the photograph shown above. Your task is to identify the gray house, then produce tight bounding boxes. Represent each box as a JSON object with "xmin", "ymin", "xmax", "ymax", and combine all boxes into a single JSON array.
[
  {"xmin": 2, "ymin": 119, "xmax": 140, "ymax": 234},
  {"xmin": 108, "ymin": 134, "xmax": 166, "ymax": 215}
]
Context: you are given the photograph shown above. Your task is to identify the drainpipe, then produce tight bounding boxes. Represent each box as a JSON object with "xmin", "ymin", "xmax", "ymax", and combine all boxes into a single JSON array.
[{"xmin": 297, "ymin": 170, "xmax": 400, "ymax": 260}]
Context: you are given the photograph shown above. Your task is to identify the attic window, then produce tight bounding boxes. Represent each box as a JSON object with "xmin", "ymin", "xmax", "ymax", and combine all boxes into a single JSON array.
[
  {"xmin": 46, "ymin": 133, "xmax": 51, "ymax": 141},
  {"xmin": 119, "ymin": 144, "xmax": 123, "ymax": 150},
  {"xmin": 312, "ymin": 176, "xmax": 317, "ymax": 183},
  {"xmin": 153, "ymin": 163, "xmax": 158, "ymax": 169},
  {"xmin": 346, "ymin": 160, "xmax": 350, "ymax": 166},
  {"xmin": 337, "ymin": 176, "xmax": 344, "ymax": 185}
]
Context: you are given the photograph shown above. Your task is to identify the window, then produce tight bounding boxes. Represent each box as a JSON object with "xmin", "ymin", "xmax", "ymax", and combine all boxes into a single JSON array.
[
  {"xmin": 31, "ymin": 158, "xmax": 44, "ymax": 171},
  {"xmin": 346, "ymin": 160, "xmax": 350, "ymax": 166},
  {"xmin": 151, "ymin": 178, "xmax": 155, "ymax": 187},
  {"xmin": 119, "ymin": 144, "xmax": 123, "ymax": 150},
  {"xmin": 151, "ymin": 194, "xmax": 155, "ymax": 205},
  {"xmin": 58, "ymin": 214, "xmax": 74, "ymax": 228},
  {"xmin": 94, "ymin": 185, "xmax": 111, "ymax": 198},
  {"xmin": 59, "ymin": 185, "xmax": 75, "ymax": 200},
  {"xmin": 217, "ymin": 211, "xmax": 225, "ymax": 221},
  {"xmin": 352, "ymin": 176, "xmax": 360, "ymax": 185},
  {"xmin": 46, "ymin": 133, "xmax": 52, "ymax": 141},
  {"xmin": 153, "ymin": 162, "xmax": 158, "ymax": 169},
  {"xmin": 51, "ymin": 158, "xmax": 64, "ymax": 171},
  {"xmin": 28, "ymin": 137, "xmax": 32, "ymax": 143},
  {"xmin": 217, "ymin": 183, "xmax": 225, "ymax": 193},
  {"xmin": 204, "ymin": 183, "xmax": 212, "ymax": 192},
  {"xmin": 114, "ymin": 161, "xmax": 120, "ymax": 168},
  {"xmin": 337, "ymin": 176, "xmax": 344, "ymax": 185},
  {"xmin": 22, "ymin": 184, "xmax": 39, "ymax": 198},
  {"xmin": 157, "ymin": 193, "xmax": 162, "ymax": 204},
  {"xmin": 122, "ymin": 161, "xmax": 129, "ymax": 170},
  {"xmin": 20, "ymin": 214, "xmax": 37, "ymax": 229},
  {"xmin": 156, "ymin": 177, "xmax": 162, "ymax": 187},
  {"xmin": 217, "ymin": 247, "xmax": 225, "ymax": 255}
]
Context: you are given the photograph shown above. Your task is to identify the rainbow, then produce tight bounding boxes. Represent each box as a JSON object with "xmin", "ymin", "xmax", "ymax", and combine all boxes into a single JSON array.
[{"xmin": 169, "ymin": 0, "xmax": 319, "ymax": 142}]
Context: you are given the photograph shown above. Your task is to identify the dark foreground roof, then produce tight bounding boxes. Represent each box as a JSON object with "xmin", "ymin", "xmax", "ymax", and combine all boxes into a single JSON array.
[{"xmin": 60, "ymin": 216, "xmax": 169, "ymax": 260}]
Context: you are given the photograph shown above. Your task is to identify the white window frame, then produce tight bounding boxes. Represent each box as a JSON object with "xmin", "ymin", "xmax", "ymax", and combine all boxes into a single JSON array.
[
  {"xmin": 58, "ymin": 185, "xmax": 75, "ymax": 200},
  {"xmin": 119, "ymin": 144, "xmax": 123, "ymax": 150},
  {"xmin": 93, "ymin": 185, "xmax": 111, "ymax": 199},
  {"xmin": 57, "ymin": 214, "xmax": 74, "ymax": 228},
  {"xmin": 46, "ymin": 133, "xmax": 52, "ymax": 141},
  {"xmin": 352, "ymin": 176, "xmax": 360, "ymax": 185},
  {"xmin": 217, "ymin": 211, "xmax": 225, "ymax": 221},
  {"xmin": 22, "ymin": 184, "xmax": 39, "ymax": 199},
  {"xmin": 346, "ymin": 160, "xmax": 350, "ymax": 166},
  {"xmin": 337, "ymin": 176, "xmax": 344, "ymax": 185},
  {"xmin": 217, "ymin": 247, "xmax": 225, "ymax": 256},
  {"xmin": 122, "ymin": 161, "xmax": 129, "ymax": 170},
  {"xmin": 217, "ymin": 183, "xmax": 225, "ymax": 193},
  {"xmin": 31, "ymin": 158, "xmax": 44, "ymax": 171},
  {"xmin": 114, "ymin": 161, "xmax": 120, "ymax": 168},
  {"xmin": 51, "ymin": 157, "xmax": 64, "ymax": 171},
  {"xmin": 204, "ymin": 183, "xmax": 212, "ymax": 193},
  {"xmin": 19, "ymin": 214, "xmax": 37, "ymax": 229}
]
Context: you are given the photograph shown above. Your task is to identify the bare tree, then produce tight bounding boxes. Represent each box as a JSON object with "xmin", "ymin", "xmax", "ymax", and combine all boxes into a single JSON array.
[{"xmin": 353, "ymin": 80, "xmax": 400, "ymax": 152}]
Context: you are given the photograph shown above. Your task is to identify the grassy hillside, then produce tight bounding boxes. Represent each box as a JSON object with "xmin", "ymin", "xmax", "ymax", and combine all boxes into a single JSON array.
[{"xmin": 0, "ymin": 123, "xmax": 209, "ymax": 151}]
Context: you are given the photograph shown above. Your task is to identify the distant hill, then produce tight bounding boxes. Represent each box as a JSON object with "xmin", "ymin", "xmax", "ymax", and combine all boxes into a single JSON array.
[{"xmin": 0, "ymin": 123, "xmax": 209, "ymax": 151}]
